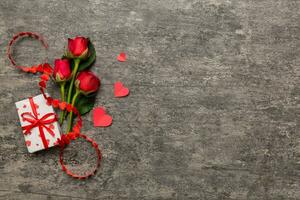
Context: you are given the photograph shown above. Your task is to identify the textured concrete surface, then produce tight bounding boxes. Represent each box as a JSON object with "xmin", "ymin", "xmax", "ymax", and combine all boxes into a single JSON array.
[{"xmin": 0, "ymin": 0, "xmax": 299, "ymax": 199}]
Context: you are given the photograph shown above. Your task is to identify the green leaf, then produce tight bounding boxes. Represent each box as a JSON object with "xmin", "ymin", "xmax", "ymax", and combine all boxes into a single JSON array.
[
  {"xmin": 78, "ymin": 41, "xmax": 96, "ymax": 71},
  {"xmin": 75, "ymin": 94, "xmax": 96, "ymax": 115}
]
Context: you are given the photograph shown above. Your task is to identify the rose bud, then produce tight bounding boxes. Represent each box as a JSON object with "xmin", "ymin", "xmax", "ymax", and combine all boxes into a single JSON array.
[
  {"xmin": 75, "ymin": 71, "xmax": 100, "ymax": 95},
  {"xmin": 53, "ymin": 59, "xmax": 72, "ymax": 82},
  {"xmin": 66, "ymin": 36, "xmax": 89, "ymax": 59}
]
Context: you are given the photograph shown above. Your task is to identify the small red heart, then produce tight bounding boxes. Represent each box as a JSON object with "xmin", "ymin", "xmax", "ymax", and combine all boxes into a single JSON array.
[
  {"xmin": 25, "ymin": 140, "xmax": 31, "ymax": 146},
  {"xmin": 52, "ymin": 99, "xmax": 59, "ymax": 108},
  {"xmin": 66, "ymin": 104, "xmax": 73, "ymax": 112},
  {"xmin": 59, "ymin": 102, "xmax": 67, "ymax": 110},
  {"xmin": 117, "ymin": 52, "xmax": 126, "ymax": 62},
  {"xmin": 93, "ymin": 107, "xmax": 113, "ymax": 127},
  {"xmin": 114, "ymin": 81, "xmax": 129, "ymax": 98}
]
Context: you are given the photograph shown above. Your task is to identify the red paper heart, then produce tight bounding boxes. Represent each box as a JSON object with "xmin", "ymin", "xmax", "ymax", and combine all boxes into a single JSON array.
[
  {"xmin": 93, "ymin": 107, "xmax": 113, "ymax": 127},
  {"xmin": 114, "ymin": 81, "xmax": 129, "ymax": 97},
  {"xmin": 117, "ymin": 52, "xmax": 126, "ymax": 62}
]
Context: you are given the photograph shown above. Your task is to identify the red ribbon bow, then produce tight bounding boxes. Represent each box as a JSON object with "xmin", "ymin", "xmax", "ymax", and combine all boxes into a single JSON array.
[{"xmin": 21, "ymin": 97, "xmax": 57, "ymax": 149}]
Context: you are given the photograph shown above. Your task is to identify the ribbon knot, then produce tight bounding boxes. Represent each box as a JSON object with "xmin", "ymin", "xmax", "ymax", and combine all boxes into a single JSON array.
[
  {"xmin": 21, "ymin": 97, "xmax": 57, "ymax": 149},
  {"xmin": 22, "ymin": 112, "xmax": 57, "ymax": 134}
]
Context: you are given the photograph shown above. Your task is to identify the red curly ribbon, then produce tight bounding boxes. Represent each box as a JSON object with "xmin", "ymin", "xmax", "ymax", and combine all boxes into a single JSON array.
[
  {"xmin": 21, "ymin": 97, "xmax": 57, "ymax": 149},
  {"xmin": 7, "ymin": 32, "xmax": 102, "ymax": 179},
  {"xmin": 58, "ymin": 132, "xmax": 102, "ymax": 179},
  {"xmin": 7, "ymin": 32, "xmax": 48, "ymax": 71}
]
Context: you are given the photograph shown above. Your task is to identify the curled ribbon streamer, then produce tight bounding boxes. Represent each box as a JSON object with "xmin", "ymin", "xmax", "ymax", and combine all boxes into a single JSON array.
[
  {"xmin": 8, "ymin": 32, "xmax": 102, "ymax": 179},
  {"xmin": 21, "ymin": 97, "xmax": 57, "ymax": 149},
  {"xmin": 7, "ymin": 32, "xmax": 48, "ymax": 70},
  {"xmin": 58, "ymin": 133, "xmax": 102, "ymax": 179}
]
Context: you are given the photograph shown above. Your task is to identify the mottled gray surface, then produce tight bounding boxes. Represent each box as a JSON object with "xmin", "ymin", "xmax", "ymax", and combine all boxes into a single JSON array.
[{"xmin": 0, "ymin": 0, "xmax": 299, "ymax": 199}]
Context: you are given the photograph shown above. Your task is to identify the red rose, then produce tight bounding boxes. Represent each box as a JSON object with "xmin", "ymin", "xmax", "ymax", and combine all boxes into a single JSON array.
[
  {"xmin": 67, "ymin": 36, "xmax": 89, "ymax": 59},
  {"xmin": 75, "ymin": 71, "xmax": 100, "ymax": 95},
  {"xmin": 53, "ymin": 59, "xmax": 72, "ymax": 82}
]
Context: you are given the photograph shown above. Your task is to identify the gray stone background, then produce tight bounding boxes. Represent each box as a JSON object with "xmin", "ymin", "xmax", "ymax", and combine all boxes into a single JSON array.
[{"xmin": 0, "ymin": 0, "xmax": 299, "ymax": 199}]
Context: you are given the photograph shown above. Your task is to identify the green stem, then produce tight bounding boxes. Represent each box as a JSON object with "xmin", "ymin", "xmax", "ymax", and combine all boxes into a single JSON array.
[
  {"xmin": 67, "ymin": 89, "xmax": 81, "ymax": 133},
  {"xmin": 63, "ymin": 59, "xmax": 80, "ymax": 128},
  {"xmin": 59, "ymin": 82, "xmax": 66, "ymax": 125},
  {"xmin": 67, "ymin": 59, "xmax": 80, "ymax": 105}
]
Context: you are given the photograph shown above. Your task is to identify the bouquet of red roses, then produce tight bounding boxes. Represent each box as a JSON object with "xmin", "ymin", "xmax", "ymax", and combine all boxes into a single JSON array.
[{"xmin": 54, "ymin": 36, "xmax": 100, "ymax": 133}]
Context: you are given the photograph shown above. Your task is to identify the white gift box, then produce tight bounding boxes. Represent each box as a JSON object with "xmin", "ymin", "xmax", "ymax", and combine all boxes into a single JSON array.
[{"xmin": 15, "ymin": 93, "xmax": 61, "ymax": 153}]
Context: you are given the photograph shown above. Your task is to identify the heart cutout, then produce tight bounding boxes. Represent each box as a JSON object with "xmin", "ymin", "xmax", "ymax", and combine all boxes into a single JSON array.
[
  {"xmin": 117, "ymin": 52, "xmax": 126, "ymax": 62},
  {"xmin": 114, "ymin": 81, "xmax": 129, "ymax": 98},
  {"xmin": 93, "ymin": 107, "xmax": 113, "ymax": 127}
]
